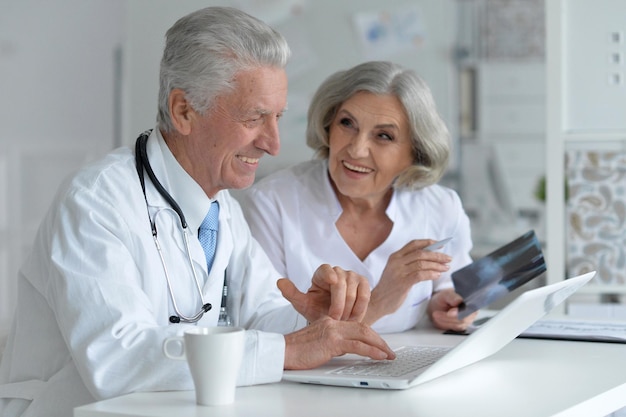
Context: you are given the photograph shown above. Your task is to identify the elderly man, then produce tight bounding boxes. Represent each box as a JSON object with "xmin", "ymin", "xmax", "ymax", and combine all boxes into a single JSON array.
[{"xmin": 0, "ymin": 7, "xmax": 393, "ymax": 417}]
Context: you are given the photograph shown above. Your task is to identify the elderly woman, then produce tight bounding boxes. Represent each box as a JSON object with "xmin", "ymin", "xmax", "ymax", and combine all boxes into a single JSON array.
[{"xmin": 239, "ymin": 61, "xmax": 475, "ymax": 333}]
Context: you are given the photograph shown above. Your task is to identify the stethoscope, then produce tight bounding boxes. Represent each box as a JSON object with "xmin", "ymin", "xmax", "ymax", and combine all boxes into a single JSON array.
[{"xmin": 135, "ymin": 130, "xmax": 217, "ymax": 324}]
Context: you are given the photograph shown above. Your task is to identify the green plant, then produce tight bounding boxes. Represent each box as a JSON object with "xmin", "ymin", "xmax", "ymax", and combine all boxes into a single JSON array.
[{"xmin": 534, "ymin": 175, "xmax": 568, "ymax": 202}]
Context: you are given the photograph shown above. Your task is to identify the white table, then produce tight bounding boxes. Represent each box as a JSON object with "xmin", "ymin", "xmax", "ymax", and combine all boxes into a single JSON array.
[{"xmin": 74, "ymin": 328, "xmax": 626, "ymax": 417}]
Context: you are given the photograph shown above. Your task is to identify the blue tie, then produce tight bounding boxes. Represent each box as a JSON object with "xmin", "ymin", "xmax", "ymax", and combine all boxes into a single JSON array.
[{"xmin": 198, "ymin": 201, "xmax": 219, "ymax": 272}]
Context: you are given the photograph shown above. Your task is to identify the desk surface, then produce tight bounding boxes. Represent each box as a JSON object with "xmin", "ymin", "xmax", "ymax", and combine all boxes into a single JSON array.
[{"xmin": 74, "ymin": 329, "xmax": 626, "ymax": 417}]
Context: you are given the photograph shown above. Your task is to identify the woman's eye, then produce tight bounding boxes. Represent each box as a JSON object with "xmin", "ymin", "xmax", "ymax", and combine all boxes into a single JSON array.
[
  {"xmin": 378, "ymin": 132, "xmax": 393, "ymax": 141},
  {"xmin": 339, "ymin": 117, "xmax": 354, "ymax": 128}
]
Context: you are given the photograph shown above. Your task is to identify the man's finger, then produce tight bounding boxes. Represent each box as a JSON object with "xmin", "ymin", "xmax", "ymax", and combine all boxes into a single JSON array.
[
  {"xmin": 277, "ymin": 278, "xmax": 302, "ymax": 305},
  {"xmin": 311, "ymin": 264, "xmax": 337, "ymax": 289},
  {"xmin": 328, "ymin": 267, "xmax": 347, "ymax": 320},
  {"xmin": 341, "ymin": 274, "xmax": 359, "ymax": 321},
  {"xmin": 348, "ymin": 284, "xmax": 370, "ymax": 321},
  {"xmin": 340, "ymin": 322, "xmax": 396, "ymax": 360}
]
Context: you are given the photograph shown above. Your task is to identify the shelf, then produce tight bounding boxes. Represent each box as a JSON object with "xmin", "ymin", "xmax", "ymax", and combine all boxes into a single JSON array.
[
  {"xmin": 545, "ymin": 0, "xmax": 626, "ymax": 295},
  {"xmin": 562, "ymin": 132, "xmax": 626, "ymax": 143}
]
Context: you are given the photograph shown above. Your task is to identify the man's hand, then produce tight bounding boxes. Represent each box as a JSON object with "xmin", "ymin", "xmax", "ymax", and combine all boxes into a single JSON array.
[
  {"xmin": 277, "ymin": 264, "xmax": 370, "ymax": 322},
  {"xmin": 427, "ymin": 288, "xmax": 477, "ymax": 332},
  {"xmin": 364, "ymin": 239, "xmax": 451, "ymax": 325},
  {"xmin": 283, "ymin": 317, "xmax": 396, "ymax": 370}
]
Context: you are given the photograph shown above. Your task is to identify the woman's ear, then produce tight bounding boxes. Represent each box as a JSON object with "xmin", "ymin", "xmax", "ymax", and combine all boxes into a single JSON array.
[{"xmin": 169, "ymin": 89, "xmax": 194, "ymax": 136}]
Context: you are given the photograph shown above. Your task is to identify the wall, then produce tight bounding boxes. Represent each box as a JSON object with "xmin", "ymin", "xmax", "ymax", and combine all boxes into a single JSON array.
[
  {"xmin": 0, "ymin": 0, "xmax": 458, "ymax": 337},
  {"xmin": 124, "ymin": 0, "xmax": 458, "ymax": 179},
  {"xmin": 456, "ymin": 0, "xmax": 547, "ymax": 256},
  {"xmin": 0, "ymin": 0, "xmax": 125, "ymax": 332},
  {"xmin": 0, "ymin": 0, "xmax": 549, "ymax": 333}
]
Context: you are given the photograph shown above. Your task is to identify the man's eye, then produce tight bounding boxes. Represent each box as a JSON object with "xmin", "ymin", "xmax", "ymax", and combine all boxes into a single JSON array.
[{"xmin": 243, "ymin": 117, "xmax": 263, "ymax": 127}]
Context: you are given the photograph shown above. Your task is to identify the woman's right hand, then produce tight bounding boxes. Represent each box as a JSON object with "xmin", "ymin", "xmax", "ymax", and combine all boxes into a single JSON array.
[{"xmin": 363, "ymin": 239, "xmax": 451, "ymax": 325}]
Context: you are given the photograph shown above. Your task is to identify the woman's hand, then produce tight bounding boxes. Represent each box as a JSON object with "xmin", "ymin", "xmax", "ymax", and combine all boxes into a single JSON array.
[
  {"xmin": 427, "ymin": 288, "xmax": 477, "ymax": 332},
  {"xmin": 363, "ymin": 239, "xmax": 451, "ymax": 325}
]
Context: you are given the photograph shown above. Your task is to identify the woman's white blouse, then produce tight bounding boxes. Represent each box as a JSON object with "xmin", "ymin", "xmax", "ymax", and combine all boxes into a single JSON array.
[{"xmin": 239, "ymin": 159, "xmax": 473, "ymax": 333}]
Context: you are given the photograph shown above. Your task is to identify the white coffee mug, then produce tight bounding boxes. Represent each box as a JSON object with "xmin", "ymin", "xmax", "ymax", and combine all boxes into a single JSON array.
[{"xmin": 163, "ymin": 326, "xmax": 245, "ymax": 406}]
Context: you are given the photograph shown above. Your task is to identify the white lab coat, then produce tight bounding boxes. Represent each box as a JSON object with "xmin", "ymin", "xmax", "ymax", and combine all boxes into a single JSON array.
[
  {"xmin": 240, "ymin": 159, "xmax": 474, "ymax": 333},
  {"xmin": 0, "ymin": 129, "xmax": 305, "ymax": 417}
]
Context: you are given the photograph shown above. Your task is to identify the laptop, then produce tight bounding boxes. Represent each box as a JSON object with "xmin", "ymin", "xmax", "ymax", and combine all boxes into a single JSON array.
[{"xmin": 282, "ymin": 271, "xmax": 595, "ymax": 390}]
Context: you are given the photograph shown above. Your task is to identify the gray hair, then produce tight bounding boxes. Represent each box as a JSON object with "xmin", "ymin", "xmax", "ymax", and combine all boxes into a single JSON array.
[
  {"xmin": 306, "ymin": 61, "xmax": 450, "ymax": 189},
  {"xmin": 157, "ymin": 7, "xmax": 291, "ymax": 132}
]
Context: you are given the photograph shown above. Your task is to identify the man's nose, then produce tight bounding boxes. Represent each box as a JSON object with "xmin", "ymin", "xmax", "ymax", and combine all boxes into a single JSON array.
[{"xmin": 258, "ymin": 118, "xmax": 281, "ymax": 156}]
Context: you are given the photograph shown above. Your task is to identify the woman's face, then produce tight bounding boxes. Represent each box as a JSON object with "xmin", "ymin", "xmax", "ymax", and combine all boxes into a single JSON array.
[{"xmin": 327, "ymin": 91, "xmax": 414, "ymax": 205}]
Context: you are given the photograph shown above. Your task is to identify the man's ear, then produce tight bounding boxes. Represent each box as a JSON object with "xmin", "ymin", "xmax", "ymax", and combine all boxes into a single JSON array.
[{"xmin": 169, "ymin": 89, "xmax": 194, "ymax": 136}]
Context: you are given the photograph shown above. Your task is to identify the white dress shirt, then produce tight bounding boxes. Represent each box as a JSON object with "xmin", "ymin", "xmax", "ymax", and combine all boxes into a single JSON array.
[
  {"xmin": 239, "ymin": 159, "xmax": 473, "ymax": 333},
  {"xmin": 0, "ymin": 128, "xmax": 305, "ymax": 417}
]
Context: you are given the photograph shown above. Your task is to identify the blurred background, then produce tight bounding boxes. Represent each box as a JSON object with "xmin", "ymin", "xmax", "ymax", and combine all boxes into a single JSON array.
[{"xmin": 1, "ymin": 0, "xmax": 625, "ymax": 335}]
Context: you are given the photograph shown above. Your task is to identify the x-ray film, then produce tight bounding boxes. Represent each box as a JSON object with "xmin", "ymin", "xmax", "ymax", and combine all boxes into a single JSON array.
[{"xmin": 452, "ymin": 230, "xmax": 546, "ymax": 319}]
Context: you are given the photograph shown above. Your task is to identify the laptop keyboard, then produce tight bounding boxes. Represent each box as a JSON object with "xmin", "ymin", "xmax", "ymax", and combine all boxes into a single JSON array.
[{"xmin": 330, "ymin": 345, "xmax": 451, "ymax": 377}]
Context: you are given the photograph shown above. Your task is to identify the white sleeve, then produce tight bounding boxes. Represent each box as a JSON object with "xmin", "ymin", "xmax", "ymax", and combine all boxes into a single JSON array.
[
  {"xmin": 238, "ymin": 186, "xmax": 288, "ymax": 277},
  {"xmin": 47, "ymin": 186, "xmax": 200, "ymax": 399},
  {"xmin": 434, "ymin": 190, "xmax": 474, "ymax": 292},
  {"xmin": 225, "ymin": 194, "xmax": 307, "ymax": 335}
]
